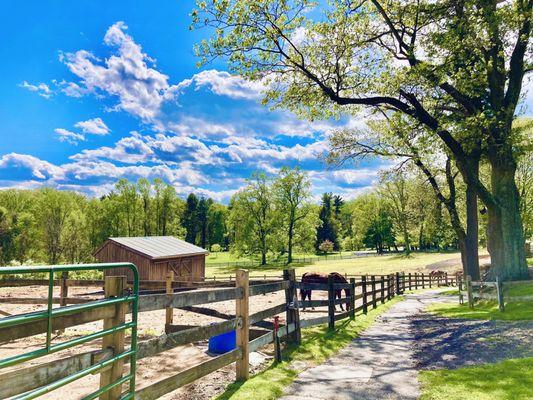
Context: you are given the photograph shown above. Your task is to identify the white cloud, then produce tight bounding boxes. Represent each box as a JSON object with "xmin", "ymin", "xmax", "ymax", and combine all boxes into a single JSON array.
[
  {"xmin": 19, "ymin": 81, "xmax": 53, "ymax": 98},
  {"xmin": 55, "ymin": 128, "xmax": 86, "ymax": 145},
  {"xmin": 166, "ymin": 117, "xmax": 236, "ymax": 139},
  {"xmin": 61, "ymin": 21, "xmax": 180, "ymax": 121},
  {"xmin": 71, "ymin": 134, "xmax": 153, "ymax": 164},
  {"xmin": 181, "ymin": 69, "xmax": 266, "ymax": 100},
  {"xmin": 330, "ymin": 168, "xmax": 379, "ymax": 185},
  {"xmin": 75, "ymin": 117, "xmax": 110, "ymax": 135},
  {"xmin": 0, "ymin": 153, "xmax": 65, "ymax": 180}
]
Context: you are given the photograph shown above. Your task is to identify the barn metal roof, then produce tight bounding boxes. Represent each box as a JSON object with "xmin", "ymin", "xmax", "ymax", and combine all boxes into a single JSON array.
[{"xmin": 108, "ymin": 236, "xmax": 208, "ymax": 260}]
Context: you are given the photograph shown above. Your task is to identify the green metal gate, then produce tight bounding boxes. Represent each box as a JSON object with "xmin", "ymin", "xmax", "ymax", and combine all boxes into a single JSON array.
[{"xmin": 0, "ymin": 263, "xmax": 139, "ymax": 399}]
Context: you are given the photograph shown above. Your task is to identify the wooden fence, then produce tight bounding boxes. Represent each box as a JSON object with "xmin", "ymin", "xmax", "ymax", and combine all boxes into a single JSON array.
[
  {"xmin": 462, "ymin": 276, "xmax": 533, "ymax": 311},
  {"xmin": 0, "ymin": 270, "xmax": 455, "ymax": 399}
]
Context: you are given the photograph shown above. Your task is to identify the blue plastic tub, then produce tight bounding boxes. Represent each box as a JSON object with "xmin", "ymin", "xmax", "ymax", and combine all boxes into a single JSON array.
[{"xmin": 208, "ymin": 329, "xmax": 236, "ymax": 354}]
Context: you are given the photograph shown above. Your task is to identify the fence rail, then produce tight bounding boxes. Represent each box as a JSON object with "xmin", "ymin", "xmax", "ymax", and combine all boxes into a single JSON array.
[
  {"xmin": 0, "ymin": 268, "xmax": 457, "ymax": 400},
  {"xmin": 460, "ymin": 275, "xmax": 533, "ymax": 311}
]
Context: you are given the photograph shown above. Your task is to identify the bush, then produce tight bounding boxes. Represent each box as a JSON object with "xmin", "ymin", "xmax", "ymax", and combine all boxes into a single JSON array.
[{"xmin": 318, "ymin": 240, "xmax": 334, "ymax": 254}]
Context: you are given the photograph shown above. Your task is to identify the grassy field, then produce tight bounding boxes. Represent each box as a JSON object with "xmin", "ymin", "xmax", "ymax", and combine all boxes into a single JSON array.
[
  {"xmin": 419, "ymin": 357, "xmax": 533, "ymax": 400},
  {"xmin": 216, "ymin": 297, "xmax": 403, "ymax": 400},
  {"xmin": 427, "ymin": 281, "xmax": 533, "ymax": 321},
  {"xmin": 205, "ymin": 251, "xmax": 469, "ymax": 277}
]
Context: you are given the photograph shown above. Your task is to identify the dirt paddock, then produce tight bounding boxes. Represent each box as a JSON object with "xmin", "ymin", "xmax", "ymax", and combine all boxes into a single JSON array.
[{"xmin": 0, "ymin": 283, "xmax": 333, "ymax": 399}]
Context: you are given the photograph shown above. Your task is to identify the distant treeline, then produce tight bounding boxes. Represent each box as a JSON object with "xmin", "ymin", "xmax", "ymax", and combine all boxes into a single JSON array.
[{"xmin": 0, "ymin": 164, "xmax": 494, "ymax": 266}]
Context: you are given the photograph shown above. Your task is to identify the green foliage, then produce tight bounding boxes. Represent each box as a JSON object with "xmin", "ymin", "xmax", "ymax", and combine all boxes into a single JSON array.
[
  {"xmin": 193, "ymin": 0, "xmax": 532, "ymax": 280},
  {"xmin": 316, "ymin": 193, "xmax": 341, "ymax": 251},
  {"xmin": 183, "ymin": 193, "xmax": 199, "ymax": 244},
  {"xmin": 419, "ymin": 357, "xmax": 533, "ymax": 400},
  {"xmin": 0, "ymin": 178, "xmax": 186, "ymax": 266},
  {"xmin": 228, "ymin": 169, "xmax": 318, "ymax": 265},
  {"xmin": 228, "ymin": 173, "xmax": 277, "ymax": 265},
  {"xmin": 273, "ymin": 167, "xmax": 318, "ymax": 262}
]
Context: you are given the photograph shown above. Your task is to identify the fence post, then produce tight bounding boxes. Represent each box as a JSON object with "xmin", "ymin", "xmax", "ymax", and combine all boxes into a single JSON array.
[
  {"xmin": 429, "ymin": 273, "xmax": 432, "ymax": 288},
  {"xmin": 422, "ymin": 273, "xmax": 425, "ymax": 289},
  {"xmin": 395, "ymin": 272, "xmax": 401, "ymax": 295},
  {"xmin": 496, "ymin": 277, "xmax": 505, "ymax": 312},
  {"xmin": 379, "ymin": 275, "xmax": 385, "ymax": 304},
  {"xmin": 371, "ymin": 275, "xmax": 377, "ymax": 309},
  {"xmin": 100, "ymin": 275, "xmax": 127, "ymax": 400},
  {"xmin": 283, "ymin": 269, "xmax": 301, "ymax": 344},
  {"xmin": 408, "ymin": 273, "xmax": 412, "ymax": 290},
  {"xmin": 236, "ymin": 269, "xmax": 250, "ymax": 381},
  {"xmin": 165, "ymin": 271, "xmax": 174, "ymax": 334},
  {"xmin": 361, "ymin": 276, "xmax": 368, "ymax": 314},
  {"xmin": 414, "ymin": 273, "xmax": 418, "ymax": 290},
  {"xmin": 59, "ymin": 271, "xmax": 68, "ymax": 307},
  {"xmin": 445, "ymin": 272, "xmax": 449, "ymax": 286},
  {"xmin": 458, "ymin": 275, "xmax": 463, "ymax": 291},
  {"xmin": 349, "ymin": 278, "xmax": 356, "ymax": 319},
  {"xmin": 466, "ymin": 275, "xmax": 473, "ymax": 309},
  {"xmin": 328, "ymin": 274, "xmax": 335, "ymax": 331}
]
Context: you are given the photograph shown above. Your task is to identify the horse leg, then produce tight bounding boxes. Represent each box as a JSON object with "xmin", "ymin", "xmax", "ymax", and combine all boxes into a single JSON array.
[
  {"xmin": 337, "ymin": 290, "xmax": 344, "ymax": 311},
  {"xmin": 300, "ymin": 289, "xmax": 306, "ymax": 311},
  {"xmin": 309, "ymin": 290, "xmax": 315, "ymax": 310}
]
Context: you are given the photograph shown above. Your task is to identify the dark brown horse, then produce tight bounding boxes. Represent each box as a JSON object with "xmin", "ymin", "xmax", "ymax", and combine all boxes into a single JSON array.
[{"xmin": 300, "ymin": 272, "xmax": 350, "ymax": 311}]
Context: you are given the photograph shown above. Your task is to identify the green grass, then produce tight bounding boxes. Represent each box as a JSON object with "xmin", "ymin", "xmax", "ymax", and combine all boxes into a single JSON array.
[
  {"xmin": 428, "ymin": 281, "xmax": 533, "ymax": 321},
  {"xmin": 216, "ymin": 297, "xmax": 404, "ymax": 400},
  {"xmin": 427, "ymin": 300, "xmax": 533, "ymax": 321},
  {"xmin": 506, "ymin": 282, "xmax": 533, "ymax": 297},
  {"xmin": 205, "ymin": 251, "xmax": 471, "ymax": 277},
  {"xmin": 419, "ymin": 357, "xmax": 533, "ymax": 400}
]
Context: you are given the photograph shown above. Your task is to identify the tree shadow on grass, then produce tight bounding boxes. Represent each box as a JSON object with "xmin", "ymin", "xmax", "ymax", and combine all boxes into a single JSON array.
[{"xmin": 419, "ymin": 357, "xmax": 533, "ymax": 400}]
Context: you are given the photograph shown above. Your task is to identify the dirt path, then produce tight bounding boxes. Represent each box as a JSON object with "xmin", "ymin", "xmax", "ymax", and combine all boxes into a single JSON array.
[{"xmin": 280, "ymin": 290, "xmax": 451, "ymax": 400}]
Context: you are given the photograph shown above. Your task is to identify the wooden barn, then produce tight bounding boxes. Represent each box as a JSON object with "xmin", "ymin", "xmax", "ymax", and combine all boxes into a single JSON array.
[{"xmin": 94, "ymin": 236, "xmax": 208, "ymax": 282}]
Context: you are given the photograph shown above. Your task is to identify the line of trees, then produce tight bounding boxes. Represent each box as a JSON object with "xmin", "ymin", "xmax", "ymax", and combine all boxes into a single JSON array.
[{"xmin": 0, "ymin": 160, "xmax": 530, "ymax": 267}]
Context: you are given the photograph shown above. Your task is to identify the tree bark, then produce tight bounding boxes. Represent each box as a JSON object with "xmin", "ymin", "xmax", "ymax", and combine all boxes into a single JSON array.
[
  {"xmin": 464, "ymin": 183, "xmax": 480, "ymax": 280},
  {"xmin": 486, "ymin": 160, "xmax": 528, "ymax": 280}
]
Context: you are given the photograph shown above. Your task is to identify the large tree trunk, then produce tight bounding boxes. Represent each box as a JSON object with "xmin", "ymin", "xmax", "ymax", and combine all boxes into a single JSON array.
[
  {"xmin": 464, "ymin": 183, "xmax": 480, "ymax": 280},
  {"xmin": 486, "ymin": 162, "xmax": 528, "ymax": 280}
]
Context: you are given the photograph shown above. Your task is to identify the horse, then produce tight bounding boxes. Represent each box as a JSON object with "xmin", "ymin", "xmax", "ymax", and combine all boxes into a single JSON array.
[
  {"xmin": 300, "ymin": 272, "xmax": 350, "ymax": 311},
  {"xmin": 429, "ymin": 270, "xmax": 446, "ymax": 282}
]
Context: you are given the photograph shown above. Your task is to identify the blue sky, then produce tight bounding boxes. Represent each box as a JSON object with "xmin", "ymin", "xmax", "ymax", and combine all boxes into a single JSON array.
[{"xmin": 1, "ymin": 1, "xmax": 531, "ymax": 202}]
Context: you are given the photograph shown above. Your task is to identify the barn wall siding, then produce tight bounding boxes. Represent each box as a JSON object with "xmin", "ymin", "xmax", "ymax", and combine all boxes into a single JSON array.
[{"xmin": 95, "ymin": 241, "xmax": 206, "ymax": 283}]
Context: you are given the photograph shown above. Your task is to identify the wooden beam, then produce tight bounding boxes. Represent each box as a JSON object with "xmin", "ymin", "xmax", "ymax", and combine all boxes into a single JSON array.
[
  {"xmin": 0, "ymin": 304, "xmax": 115, "ymax": 343},
  {"xmin": 99, "ymin": 276, "xmax": 127, "ymax": 400},
  {"xmin": 138, "ymin": 287, "xmax": 243, "ymax": 312},
  {"xmin": 249, "ymin": 281, "xmax": 289, "ymax": 296},
  {"xmin": 0, "ymin": 297, "xmax": 98, "ymax": 304},
  {"xmin": 137, "ymin": 319, "xmax": 240, "ymax": 359},
  {"xmin": 249, "ymin": 303, "xmax": 286, "ymax": 325},
  {"xmin": 235, "ymin": 270, "xmax": 249, "ymax": 381},
  {"xmin": 0, "ymin": 348, "xmax": 113, "ymax": 398},
  {"xmin": 165, "ymin": 271, "xmax": 174, "ymax": 334},
  {"xmin": 135, "ymin": 349, "xmax": 241, "ymax": 400},
  {"xmin": 179, "ymin": 305, "xmax": 233, "ymax": 321}
]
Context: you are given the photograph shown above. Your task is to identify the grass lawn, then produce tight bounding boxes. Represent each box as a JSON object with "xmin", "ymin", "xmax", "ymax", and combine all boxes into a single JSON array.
[
  {"xmin": 216, "ymin": 297, "xmax": 404, "ymax": 400},
  {"xmin": 419, "ymin": 357, "xmax": 533, "ymax": 400},
  {"xmin": 427, "ymin": 281, "xmax": 533, "ymax": 321},
  {"xmin": 206, "ymin": 251, "xmax": 470, "ymax": 277}
]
